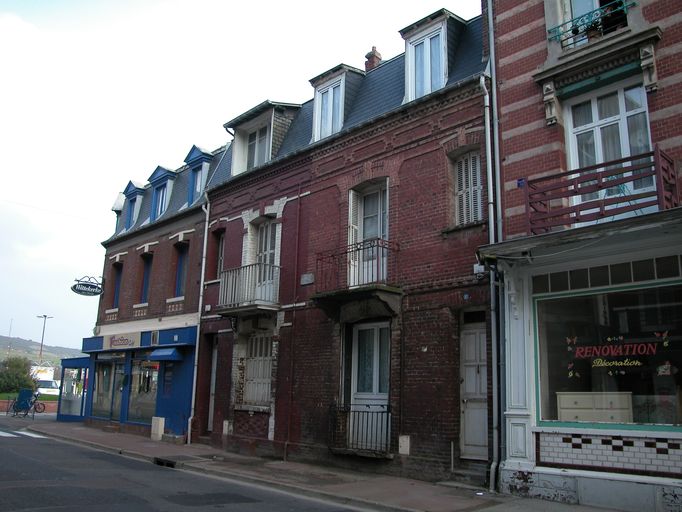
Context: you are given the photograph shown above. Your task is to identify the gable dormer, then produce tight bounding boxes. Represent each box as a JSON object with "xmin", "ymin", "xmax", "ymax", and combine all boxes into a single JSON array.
[
  {"xmin": 400, "ymin": 9, "xmax": 466, "ymax": 103},
  {"xmin": 148, "ymin": 166, "xmax": 176, "ymax": 221},
  {"xmin": 225, "ymin": 101, "xmax": 300, "ymax": 176},
  {"xmin": 123, "ymin": 180, "xmax": 145, "ymax": 230},
  {"xmin": 184, "ymin": 145, "xmax": 212, "ymax": 205},
  {"xmin": 309, "ymin": 64, "xmax": 365, "ymax": 142}
]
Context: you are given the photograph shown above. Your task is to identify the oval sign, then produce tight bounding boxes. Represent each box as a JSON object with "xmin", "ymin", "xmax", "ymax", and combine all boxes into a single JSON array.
[{"xmin": 71, "ymin": 280, "xmax": 103, "ymax": 296}]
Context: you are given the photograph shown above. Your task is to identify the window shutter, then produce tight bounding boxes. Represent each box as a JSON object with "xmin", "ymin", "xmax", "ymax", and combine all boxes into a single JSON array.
[
  {"xmin": 348, "ymin": 189, "xmax": 360, "ymax": 286},
  {"xmin": 471, "ymin": 153, "xmax": 482, "ymax": 223},
  {"xmin": 456, "ymin": 157, "xmax": 467, "ymax": 225}
]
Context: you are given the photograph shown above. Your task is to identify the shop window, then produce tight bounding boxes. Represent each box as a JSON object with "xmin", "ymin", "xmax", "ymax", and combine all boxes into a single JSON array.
[
  {"xmin": 128, "ymin": 358, "xmax": 159, "ymax": 423},
  {"xmin": 92, "ymin": 362, "xmax": 113, "ymax": 418},
  {"xmin": 163, "ymin": 363, "xmax": 174, "ymax": 397},
  {"xmin": 537, "ymin": 283, "xmax": 681, "ymax": 425}
]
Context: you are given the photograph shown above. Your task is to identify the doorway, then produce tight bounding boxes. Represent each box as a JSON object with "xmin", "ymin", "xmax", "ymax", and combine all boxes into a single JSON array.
[{"xmin": 459, "ymin": 326, "xmax": 488, "ymax": 460}]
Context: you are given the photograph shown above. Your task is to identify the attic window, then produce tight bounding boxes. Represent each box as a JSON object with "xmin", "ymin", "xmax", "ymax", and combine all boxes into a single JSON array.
[
  {"xmin": 405, "ymin": 22, "xmax": 446, "ymax": 101},
  {"xmin": 152, "ymin": 183, "xmax": 167, "ymax": 220},
  {"xmin": 247, "ymin": 126, "xmax": 269, "ymax": 170},
  {"xmin": 126, "ymin": 197, "xmax": 137, "ymax": 229},
  {"xmin": 313, "ymin": 77, "xmax": 344, "ymax": 141}
]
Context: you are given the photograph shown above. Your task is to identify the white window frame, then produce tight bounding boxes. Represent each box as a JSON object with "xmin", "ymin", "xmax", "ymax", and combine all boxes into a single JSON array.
[
  {"xmin": 564, "ymin": 78, "xmax": 653, "ymax": 203},
  {"xmin": 153, "ymin": 184, "xmax": 167, "ymax": 220},
  {"xmin": 246, "ymin": 125, "xmax": 269, "ymax": 171},
  {"xmin": 244, "ymin": 334, "xmax": 272, "ymax": 405},
  {"xmin": 313, "ymin": 76, "xmax": 345, "ymax": 141},
  {"xmin": 405, "ymin": 21, "xmax": 447, "ymax": 102},
  {"xmin": 453, "ymin": 151, "xmax": 483, "ymax": 226}
]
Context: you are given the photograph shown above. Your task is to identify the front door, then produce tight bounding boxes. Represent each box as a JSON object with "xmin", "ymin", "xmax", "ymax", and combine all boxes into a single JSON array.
[
  {"xmin": 460, "ymin": 327, "xmax": 488, "ymax": 460},
  {"xmin": 350, "ymin": 323, "xmax": 390, "ymax": 451},
  {"xmin": 207, "ymin": 339, "xmax": 218, "ymax": 431},
  {"xmin": 110, "ymin": 362, "xmax": 126, "ymax": 421}
]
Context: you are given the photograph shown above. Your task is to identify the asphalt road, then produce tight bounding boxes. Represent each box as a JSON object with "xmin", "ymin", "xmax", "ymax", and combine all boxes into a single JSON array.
[{"xmin": 0, "ymin": 415, "xmax": 359, "ymax": 512}]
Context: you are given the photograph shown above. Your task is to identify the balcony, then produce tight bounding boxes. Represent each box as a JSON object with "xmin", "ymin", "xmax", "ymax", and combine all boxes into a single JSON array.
[
  {"xmin": 525, "ymin": 147, "xmax": 679, "ymax": 235},
  {"xmin": 329, "ymin": 403, "xmax": 391, "ymax": 457},
  {"xmin": 216, "ymin": 263, "xmax": 281, "ymax": 315},
  {"xmin": 548, "ymin": 1, "xmax": 634, "ymax": 50}
]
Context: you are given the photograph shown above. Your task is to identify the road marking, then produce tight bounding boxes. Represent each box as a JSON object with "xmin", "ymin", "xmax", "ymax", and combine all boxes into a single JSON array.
[
  {"xmin": 15, "ymin": 431, "xmax": 47, "ymax": 438},
  {"xmin": 0, "ymin": 431, "xmax": 19, "ymax": 437}
]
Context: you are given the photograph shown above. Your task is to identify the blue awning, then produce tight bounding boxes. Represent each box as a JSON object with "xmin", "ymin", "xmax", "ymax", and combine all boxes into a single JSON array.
[{"xmin": 149, "ymin": 348, "xmax": 183, "ymax": 361}]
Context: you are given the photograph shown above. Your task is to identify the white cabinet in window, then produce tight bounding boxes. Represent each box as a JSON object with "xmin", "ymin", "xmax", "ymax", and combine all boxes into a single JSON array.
[{"xmin": 557, "ymin": 391, "xmax": 633, "ymax": 422}]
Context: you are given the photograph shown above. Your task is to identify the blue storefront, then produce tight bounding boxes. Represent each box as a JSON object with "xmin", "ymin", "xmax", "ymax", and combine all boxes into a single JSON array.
[{"xmin": 80, "ymin": 326, "xmax": 196, "ymax": 437}]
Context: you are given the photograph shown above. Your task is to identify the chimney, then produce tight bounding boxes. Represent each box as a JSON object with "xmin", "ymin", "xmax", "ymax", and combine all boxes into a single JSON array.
[{"xmin": 364, "ymin": 46, "xmax": 382, "ymax": 71}]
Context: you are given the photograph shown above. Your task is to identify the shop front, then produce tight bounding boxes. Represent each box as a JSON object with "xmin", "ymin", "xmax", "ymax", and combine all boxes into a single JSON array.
[
  {"xmin": 479, "ymin": 209, "xmax": 682, "ymax": 510},
  {"xmin": 81, "ymin": 327, "xmax": 195, "ymax": 437}
]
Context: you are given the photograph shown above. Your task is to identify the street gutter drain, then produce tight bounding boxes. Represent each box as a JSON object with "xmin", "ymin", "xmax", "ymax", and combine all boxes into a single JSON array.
[{"xmin": 153, "ymin": 457, "xmax": 177, "ymax": 468}]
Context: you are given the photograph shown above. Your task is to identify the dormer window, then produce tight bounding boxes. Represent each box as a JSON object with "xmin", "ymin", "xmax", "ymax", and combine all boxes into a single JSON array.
[
  {"xmin": 126, "ymin": 198, "xmax": 137, "ymax": 229},
  {"xmin": 315, "ymin": 79, "xmax": 343, "ymax": 140},
  {"xmin": 153, "ymin": 184, "xmax": 167, "ymax": 220},
  {"xmin": 184, "ymin": 145, "xmax": 212, "ymax": 205},
  {"xmin": 401, "ymin": 11, "xmax": 450, "ymax": 102},
  {"xmin": 407, "ymin": 27, "xmax": 445, "ymax": 100},
  {"xmin": 147, "ymin": 166, "xmax": 175, "ymax": 222},
  {"xmin": 247, "ymin": 126, "xmax": 269, "ymax": 170},
  {"xmin": 122, "ymin": 181, "xmax": 145, "ymax": 230}
]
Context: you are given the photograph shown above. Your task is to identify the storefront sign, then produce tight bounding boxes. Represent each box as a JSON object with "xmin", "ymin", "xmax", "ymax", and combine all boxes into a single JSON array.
[
  {"xmin": 104, "ymin": 332, "xmax": 141, "ymax": 350},
  {"xmin": 71, "ymin": 276, "xmax": 103, "ymax": 296},
  {"xmin": 567, "ymin": 333, "xmax": 669, "ymax": 375}
]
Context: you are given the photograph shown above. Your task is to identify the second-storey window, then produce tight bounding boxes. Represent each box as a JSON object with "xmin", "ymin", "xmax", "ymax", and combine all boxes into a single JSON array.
[
  {"xmin": 566, "ymin": 82, "xmax": 651, "ymax": 202},
  {"xmin": 247, "ymin": 126, "xmax": 268, "ymax": 170},
  {"xmin": 112, "ymin": 263, "xmax": 123, "ymax": 309},
  {"xmin": 174, "ymin": 243, "xmax": 188, "ymax": 297},
  {"xmin": 453, "ymin": 151, "xmax": 483, "ymax": 226},
  {"xmin": 216, "ymin": 232, "xmax": 225, "ymax": 278},
  {"xmin": 140, "ymin": 254, "xmax": 153, "ymax": 303},
  {"xmin": 348, "ymin": 182, "xmax": 388, "ymax": 286}
]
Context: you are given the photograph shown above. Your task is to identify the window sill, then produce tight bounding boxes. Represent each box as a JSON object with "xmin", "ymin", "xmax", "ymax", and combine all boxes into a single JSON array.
[
  {"xmin": 166, "ymin": 296, "xmax": 185, "ymax": 304},
  {"xmin": 133, "ymin": 303, "xmax": 148, "ymax": 309},
  {"xmin": 441, "ymin": 220, "xmax": 486, "ymax": 236},
  {"xmin": 235, "ymin": 404, "xmax": 270, "ymax": 413},
  {"xmin": 105, "ymin": 308, "xmax": 119, "ymax": 314}
]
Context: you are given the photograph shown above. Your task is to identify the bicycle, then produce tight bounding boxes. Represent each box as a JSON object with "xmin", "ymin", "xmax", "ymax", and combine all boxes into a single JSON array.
[{"xmin": 8, "ymin": 389, "xmax": 45, "ymax": 418}]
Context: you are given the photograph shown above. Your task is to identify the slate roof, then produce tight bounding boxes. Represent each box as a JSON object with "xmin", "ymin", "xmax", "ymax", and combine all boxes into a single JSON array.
[{"xmin": 107, "ymin": 12, "xmax": 484, "ymax": 244}]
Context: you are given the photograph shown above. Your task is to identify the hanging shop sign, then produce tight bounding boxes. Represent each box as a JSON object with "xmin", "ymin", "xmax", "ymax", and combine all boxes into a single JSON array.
[{"xmin": 71, "ymin": 276, "xmax": 103, "ymax": 296}]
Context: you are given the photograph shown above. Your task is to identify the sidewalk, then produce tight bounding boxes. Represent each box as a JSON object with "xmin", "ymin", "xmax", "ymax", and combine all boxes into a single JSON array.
[{"xmin": 26, "ymin": 418, "xmax": 618, "ymax": 512}]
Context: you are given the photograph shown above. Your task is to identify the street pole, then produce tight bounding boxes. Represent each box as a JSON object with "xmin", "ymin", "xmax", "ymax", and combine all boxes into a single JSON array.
[{"xmin": 36, "ymin": 315, "xmax": 53, "ymax": 364}]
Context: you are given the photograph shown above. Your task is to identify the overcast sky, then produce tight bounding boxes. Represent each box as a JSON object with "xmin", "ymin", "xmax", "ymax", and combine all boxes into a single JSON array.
[{"xmin": 0, "ymin": 0, "xmax": 482, "ymax": 352}]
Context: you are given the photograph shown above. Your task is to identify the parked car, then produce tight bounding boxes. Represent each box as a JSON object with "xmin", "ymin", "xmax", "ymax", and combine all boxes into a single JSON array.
[{"xmin": 36, "ymin": 379, "xmax": 60, "ymax": 396}]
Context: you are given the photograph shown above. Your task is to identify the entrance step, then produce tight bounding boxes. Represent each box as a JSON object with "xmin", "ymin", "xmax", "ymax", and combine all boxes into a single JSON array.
[
  {"xmin": 196, "ymin": 435, "xmax": 212, "ymax": 446},
  {"xmin": 102, "ymin": 424, "xmax": 120, "ymax": 434},
  {"xmin": 441, "ymin": 461, "xmax": 488, "ymax": 488}
]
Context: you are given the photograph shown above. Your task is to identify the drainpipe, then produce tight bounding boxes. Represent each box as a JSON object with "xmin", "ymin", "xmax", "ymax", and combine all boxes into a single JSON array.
[
  {"xmin": 187, "ymin": 198, "xmax": 210, "ymax": 444},
  {"xmin": 486, "ymin": 0, "xmax": 506, "ymax": 493},
  {"xmin": 480, "ymin": 73, "xmax": 500, "ymax": 493}
]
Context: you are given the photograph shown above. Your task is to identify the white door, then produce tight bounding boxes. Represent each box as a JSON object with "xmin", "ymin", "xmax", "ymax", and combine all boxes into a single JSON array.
[
  {"xmin": 350, "ymin": 323, "xmax": 390, "ymax": 451},
  {"xmin": 460, "ymin": 327, "xmax": 488, "ymax": 460}
]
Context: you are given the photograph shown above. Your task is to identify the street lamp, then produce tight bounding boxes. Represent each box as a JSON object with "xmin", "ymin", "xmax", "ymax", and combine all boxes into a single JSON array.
[{"xmin": 36, "ymin": 315, "xmax": 53, "ymax": 364}]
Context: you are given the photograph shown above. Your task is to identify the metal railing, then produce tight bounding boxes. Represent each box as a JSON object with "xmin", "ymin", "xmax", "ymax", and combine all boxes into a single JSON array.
[
  {"xmin": 316, "ymin": 238, "xmax": 399, "ymax": 294},
  {"xmin": 548, "ymin": 0, "xmax": 635, "ymax": 49},
  {"xmin": 329, "ymin": 403, "xmax": 391, "ymax": 454},
  {"xmin": 218, "ymin": 263, "xmax": 281, "ymax": 309},
  {"xmin": 525, "ymin": 146, "xmax": 679, "ymax": 235}
]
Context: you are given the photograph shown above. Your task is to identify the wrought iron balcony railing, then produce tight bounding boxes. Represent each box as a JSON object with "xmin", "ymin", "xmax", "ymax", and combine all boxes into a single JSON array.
[
  {"xmin": 525, "ymin": 146, "xmax": 679, "ymax": 235},
  {"xmin": 548, "ymin": 1, "xmax": 635, "ymax": 49},
  {"xmin": 329, "ymin": 403, "xmax": 391, "ymax": 454},
  {"xmin": 316, "ymin": 238, "xmax": 399, "ymax": 294},
  {"xmin": 218, "ymin": 263, "xmax": 281, "ymax": 310}
]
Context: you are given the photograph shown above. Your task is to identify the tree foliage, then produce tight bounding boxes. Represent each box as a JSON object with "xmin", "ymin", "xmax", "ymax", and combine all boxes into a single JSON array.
[{"xmin": 0, "ymin": 356, "xmax": 35, "ymax": 393}]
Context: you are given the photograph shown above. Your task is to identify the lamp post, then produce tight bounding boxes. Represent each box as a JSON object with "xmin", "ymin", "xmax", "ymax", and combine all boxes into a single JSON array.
[{"xmin": 36, "ymin": 315, "xmax": 53, "ymax": 364}]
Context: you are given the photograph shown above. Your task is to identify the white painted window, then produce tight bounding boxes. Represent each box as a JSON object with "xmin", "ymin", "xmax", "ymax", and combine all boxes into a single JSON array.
[
  {"xmin": 454, "ymin": 152, "xmax": 482, "ymax": 226},
  {"xmin": 406, "ymin": 24, "xmax": 445, "ymax": 101},
  {"xmin": 244, "ymin": 334, "xmax": 272, "ymax": 405},
  {"xmin": 314, "ymin": 78, "xmax": 344, "ymax": 141},
  {"xmin": 566, "ymin": 82, "xmax": 652, "ymax": 202},
  {"xmin": 348, "ymin": 182, "xmax": 388, "ymax": 286},
  {"xmin": 247, "ymin": 126, "xmax": 269, "ymax": 170}
]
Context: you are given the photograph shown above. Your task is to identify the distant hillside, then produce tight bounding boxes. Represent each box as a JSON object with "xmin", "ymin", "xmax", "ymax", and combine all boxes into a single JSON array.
[{"xmin": 0, "ymin": 335, "xmax": 85, "ymax": 365}]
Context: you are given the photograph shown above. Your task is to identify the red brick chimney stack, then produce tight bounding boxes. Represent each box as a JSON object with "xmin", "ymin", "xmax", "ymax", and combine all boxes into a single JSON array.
[{"xmin": 365, "ymin": 46, "xmax": 382, "ymax": 71}]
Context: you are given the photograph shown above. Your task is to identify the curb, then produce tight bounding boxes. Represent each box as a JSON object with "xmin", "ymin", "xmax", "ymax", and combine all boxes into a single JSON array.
[{"xmin": 25, "ymin": 425, "xmax": 421, "ymax": 512}]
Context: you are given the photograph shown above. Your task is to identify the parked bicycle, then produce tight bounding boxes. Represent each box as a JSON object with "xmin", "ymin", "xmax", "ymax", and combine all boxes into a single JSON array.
[{"xmin": 5, "ymin": 389, "xmax": 45, "ymax": 418}]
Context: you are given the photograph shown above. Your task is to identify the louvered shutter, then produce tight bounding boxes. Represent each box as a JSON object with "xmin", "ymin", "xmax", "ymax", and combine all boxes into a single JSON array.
[
  {"xmin": 348, "ymin": 189, "xmax": 360, "ymax": 286},
  {"xmin": 455, "ymin": 157, "xmax": 467, "ymax": 225},
  {"xmin": 470, "ymin": 153, "xmax": 482, "ymax": 223}
]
